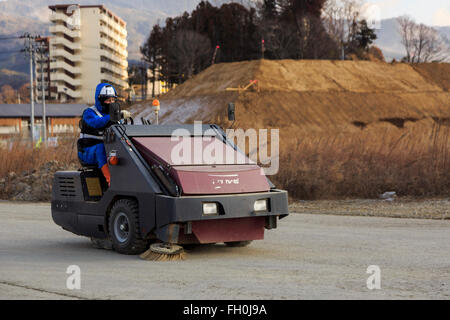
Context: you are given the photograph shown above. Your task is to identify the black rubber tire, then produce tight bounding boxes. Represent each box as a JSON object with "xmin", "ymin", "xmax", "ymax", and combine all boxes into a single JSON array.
[
  {"xmin": 224, "ymin": 241, "xmax": 252, "ymax": 247},
  {"xmin": 109, "ymin": 199, "xmax": 148, "ymax": 255}
]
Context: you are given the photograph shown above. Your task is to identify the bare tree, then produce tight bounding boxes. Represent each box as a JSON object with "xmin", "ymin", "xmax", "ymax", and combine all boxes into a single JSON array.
[
  {"xmin": 398, "ymin": 16, "xmax": 449, "ymax": 63},
  {"xmin": 322, "ymin": 0, "xmax": 362, "ymax": 58},
  {"xmin": 168, "ymin": 30, "xmax": 212, "ymax": 82},
  {"xmin": 413, "ymin": 23, "xmax": 449, "ymax": 62},
  {"xmin": 262, "ymin": 20, "xmax": 298, "ymax": 59},
  {"xmin": 397, "ymin": 16, "xmax": 416, "ymax": 62}
]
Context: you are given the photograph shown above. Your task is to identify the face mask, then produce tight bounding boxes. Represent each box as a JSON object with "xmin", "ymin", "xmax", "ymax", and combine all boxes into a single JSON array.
[{"xmin": 102, "ymin": 102, "xmax": 111, "ymax": 114}]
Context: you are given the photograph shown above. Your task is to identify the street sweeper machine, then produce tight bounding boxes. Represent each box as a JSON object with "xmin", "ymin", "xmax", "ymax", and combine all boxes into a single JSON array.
[{"xmin": 51, "ymin": 103, "xmax": 289, "ymax": 260}]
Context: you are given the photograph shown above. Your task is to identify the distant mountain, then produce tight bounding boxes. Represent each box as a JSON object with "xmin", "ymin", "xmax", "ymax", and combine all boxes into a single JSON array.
[{"xmin": 0, "ymin": 68, "xmax": 28, "ymax": 89}]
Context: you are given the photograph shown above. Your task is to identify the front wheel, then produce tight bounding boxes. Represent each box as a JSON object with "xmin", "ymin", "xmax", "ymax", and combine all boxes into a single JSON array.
[{"xmin": 109, "ymin": 199, "xmax": 147, "ymax": 255}]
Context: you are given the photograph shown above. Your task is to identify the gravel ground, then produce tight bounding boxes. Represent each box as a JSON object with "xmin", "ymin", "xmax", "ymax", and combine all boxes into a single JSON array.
[
  {"xmin": 0, "ymin": 201, "xmax": 449, "ymax": 300},
  {"xmin": 289, "ymin": 198, "xmax": 450, "ymax": 220}
]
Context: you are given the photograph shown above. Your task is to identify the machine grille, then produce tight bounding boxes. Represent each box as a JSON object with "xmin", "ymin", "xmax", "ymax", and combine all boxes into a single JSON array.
[{"xmin": 58, "ymin": 177, "xmax": 76, "ymax": 197}]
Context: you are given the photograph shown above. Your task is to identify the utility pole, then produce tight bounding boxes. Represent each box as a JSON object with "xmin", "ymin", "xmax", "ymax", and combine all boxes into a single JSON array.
[
  {"xmin": 33, "ymin": 46, "xmax": 37, "ymax": 104},
  {"xmin": 141, "ymin": 63, "xmax": 145, "ymax": 101},
  {"xmin": 37, "ymin": 42, "xmax": 47, "ymax": 143},
  {"xmin": 25, "ymin": 33, "xmax": 36, "ymax": 144},
  {"xmin": 144, "ymin": 63, "xmax": 148, "ymax": 100}
]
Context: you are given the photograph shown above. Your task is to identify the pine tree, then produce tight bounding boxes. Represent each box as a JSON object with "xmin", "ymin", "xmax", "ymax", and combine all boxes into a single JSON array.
[{"xmin": 355, "ymin": 20, "xmax": 377, "ymax": 51}]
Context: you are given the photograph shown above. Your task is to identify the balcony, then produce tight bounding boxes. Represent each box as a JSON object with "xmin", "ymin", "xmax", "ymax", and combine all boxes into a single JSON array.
[
  {"xmin": 49, "ymin": 12, "xmax": 71, "ymax": 24},
  {"xmin": 100, "ymin": 25, "xmax": 127, "ymax": 48},
  {"xmin": 50, "ymin": 60, "xmax": 81, "ymax": 75},
  {"xmin": 100, "ymin": 49, "xmax": 128, "ymax": 68},
  {"xmin": 99, "ymin": 14, "xmax": 127, "ymax": 38},
  {"xmin": 101, "ymin": 73, "xmax": 128, "ymax": 89},
  {"xmin": 50, "ymin": 24, "xmax": 81, "ymax": 39},
  {"xmin": 50, "ymin": 37, "xmax": 81, "ymax": 51},
  {"xmin": 53, "ymin": 73, "xmax": 82, "ymax": 86},
  {"xmin": 50, "ymin": 49, "xmax": 81, "ymax": 62},
  {"xmin": 54, "ymin": 84, "xmax": 82, "ymax": 99},
  {"xmin": 100, "ymin": 37, "xmax": 128, "ymax": 58},
  {"xmin": 101, "ymin": 61, "xmax": 128, "ymax": 78}
]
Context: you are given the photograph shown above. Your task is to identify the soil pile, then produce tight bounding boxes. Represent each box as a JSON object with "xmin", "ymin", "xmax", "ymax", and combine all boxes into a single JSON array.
[{"xmin": 130, "ymin": 59, "xmax": 450, "ymax": 135}]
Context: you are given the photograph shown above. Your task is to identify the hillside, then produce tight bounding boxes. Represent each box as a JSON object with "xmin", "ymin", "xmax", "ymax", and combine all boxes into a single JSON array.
[
  {"xmin": 130, "ymin": 59, "xmax": 450, "ymax": 135},
  {"xmin": 0, "ymin": 69, "xmax": 28, "ymax": 90}
]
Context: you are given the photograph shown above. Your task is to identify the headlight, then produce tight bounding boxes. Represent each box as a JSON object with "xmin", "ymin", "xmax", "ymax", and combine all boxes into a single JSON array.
[
  {"xmin": 203, "ymin": 202, "xmax": 218, "ymax": 215},
  {"xmin": 254, "ymin": 199, "xmax": 268, "ymax": 212}
]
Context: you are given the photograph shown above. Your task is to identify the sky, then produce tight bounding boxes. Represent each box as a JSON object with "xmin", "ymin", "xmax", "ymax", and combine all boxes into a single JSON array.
[{"xmin": 366, "ymin": 0, "xmax": 450, "ymax": 26}]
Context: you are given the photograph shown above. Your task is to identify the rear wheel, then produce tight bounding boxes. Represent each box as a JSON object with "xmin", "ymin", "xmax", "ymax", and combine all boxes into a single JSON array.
[
  {"xmin": 109, "ymin": 199, "xmax": 147, "ymax": 255},
  {"xmin": 224, "ymin": 241, "xmax": 252, "ymax": 247}
]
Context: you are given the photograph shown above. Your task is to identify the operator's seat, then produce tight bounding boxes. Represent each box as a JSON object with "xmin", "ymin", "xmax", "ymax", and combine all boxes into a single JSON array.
[
  {"xmin": 78, "ymin": 159, "xmax": 103, "ymax": 181},
  {"xmin": 78, "ymin": 159, "xmax": 99, "ymax": 171},
  {"xmin": 78, "ymin": 159, "xmax": 108, "ymax": 199}
]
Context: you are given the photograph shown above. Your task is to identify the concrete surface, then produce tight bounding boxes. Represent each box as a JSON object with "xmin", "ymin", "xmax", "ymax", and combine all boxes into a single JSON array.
[{"xmin": 0, "ymin": 201, "xmax": 449, "ymax": 300}]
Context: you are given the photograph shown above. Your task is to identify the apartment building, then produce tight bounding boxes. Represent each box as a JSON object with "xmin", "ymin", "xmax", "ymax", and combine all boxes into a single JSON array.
[
  {"xmin": 45, "ymin": 4, "xmax": 128, "ymax": 103},
  {"xmin": 34, "ymin": 37, "xmax": 52, "ymax": 103}
]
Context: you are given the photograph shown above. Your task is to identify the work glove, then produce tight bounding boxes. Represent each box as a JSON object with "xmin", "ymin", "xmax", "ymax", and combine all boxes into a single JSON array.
[{"xmin": 121, "ymin": 110, "xmax": 132, "ymax": 119}]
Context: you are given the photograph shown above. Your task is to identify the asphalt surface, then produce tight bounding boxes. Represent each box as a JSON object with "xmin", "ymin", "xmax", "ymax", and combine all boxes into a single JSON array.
[{"xmin": 0, "ymin": 201, "xmax": 449, "ymax": 300}]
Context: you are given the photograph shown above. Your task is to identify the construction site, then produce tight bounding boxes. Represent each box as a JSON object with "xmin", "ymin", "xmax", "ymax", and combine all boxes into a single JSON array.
[
  {"xmin": 1, "ymin": 58, "xmax": 449, "ymax": 301},
  {"xmin": 2, "ymin": 0, "xmax": 450, "ymax": 305},
  {"xmin": 130, "ymin": 59, "xmax": 450, "ymax": 199},
  {"xmin": 131, "ymin": 59, "xmax": 450, "ymax": 132},
  {"xmin": 1, "ymin": 59, "xmax": 449, "ymax": 201}
]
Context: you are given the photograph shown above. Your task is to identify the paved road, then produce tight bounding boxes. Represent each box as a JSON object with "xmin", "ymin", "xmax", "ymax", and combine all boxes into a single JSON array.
[{"xmin": 0, "ymin": 201, "xmax": 449, "ymax": 300}]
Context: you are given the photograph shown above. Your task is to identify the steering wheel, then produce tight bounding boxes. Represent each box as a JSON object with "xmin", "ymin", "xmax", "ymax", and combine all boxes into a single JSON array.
[{"xmin": 121, "ymin": 117, "xmax": 134, "ymax": 125}]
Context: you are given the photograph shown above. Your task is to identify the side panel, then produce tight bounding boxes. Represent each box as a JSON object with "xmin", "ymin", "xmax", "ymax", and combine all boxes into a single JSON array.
[
  {"xmin": 51, "ymin": 171, "xmax": 84, "ymax": 235},
  {"xmin": 105, "ymin": 126, "xmax": 162, "ymax": 194},
  {"xmin": 77, "ymin": 215, "xmax": 105, "ymax": 238},
  {"xmin": 52, "ymin": 170, "xmax": 157, "ymax": 239}
]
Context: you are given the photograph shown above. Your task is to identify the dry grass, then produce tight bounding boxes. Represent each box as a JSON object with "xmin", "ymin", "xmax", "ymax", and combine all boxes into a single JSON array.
[
  {"xmin": 0, "ymin": 124, "xmax": 448, "ymax": 202},
  {"xmin": 272, "ymin": 123, "xmax": 450, "ymax": 200},
  {"xmin": 0, "ymin": 135, "xmax": 78, "ymax": 179}
]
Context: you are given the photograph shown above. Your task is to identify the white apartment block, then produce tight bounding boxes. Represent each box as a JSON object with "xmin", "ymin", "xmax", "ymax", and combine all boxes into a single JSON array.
[{"xmin": 46, "ymin": 4, "xmax": 129, "ymax": 104}]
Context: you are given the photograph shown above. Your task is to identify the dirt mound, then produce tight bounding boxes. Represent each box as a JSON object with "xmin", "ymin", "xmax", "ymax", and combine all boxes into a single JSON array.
[
  {"xmin": 130, "ymin": 59, "xmax": 450, "ymax": 135},
  {"xmin": 255, "ymin": 59, "xmax": 440, "ymax": 93},
  {"xmin": 412, "ymin": 63, "xmax": 450, "ymax": 91},
  {"xmin": 132, "ymin": 60, "xmax": 450, "ymax": 134}
]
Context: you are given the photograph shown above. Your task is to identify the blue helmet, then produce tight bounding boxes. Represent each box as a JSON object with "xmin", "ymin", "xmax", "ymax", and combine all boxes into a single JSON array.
[{"xmin": 95, "ymin": 83, "xmax": 117, "ymax": 113}]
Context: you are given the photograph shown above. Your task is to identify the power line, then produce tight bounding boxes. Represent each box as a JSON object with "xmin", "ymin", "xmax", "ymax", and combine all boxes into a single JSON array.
[
  {"xmin": 0, "ymin": 36, "xmax": 24, "ymax": 41},
  {"xmin": 0, "ymin": 50, "xmax": 24, "ymax": 55}
]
